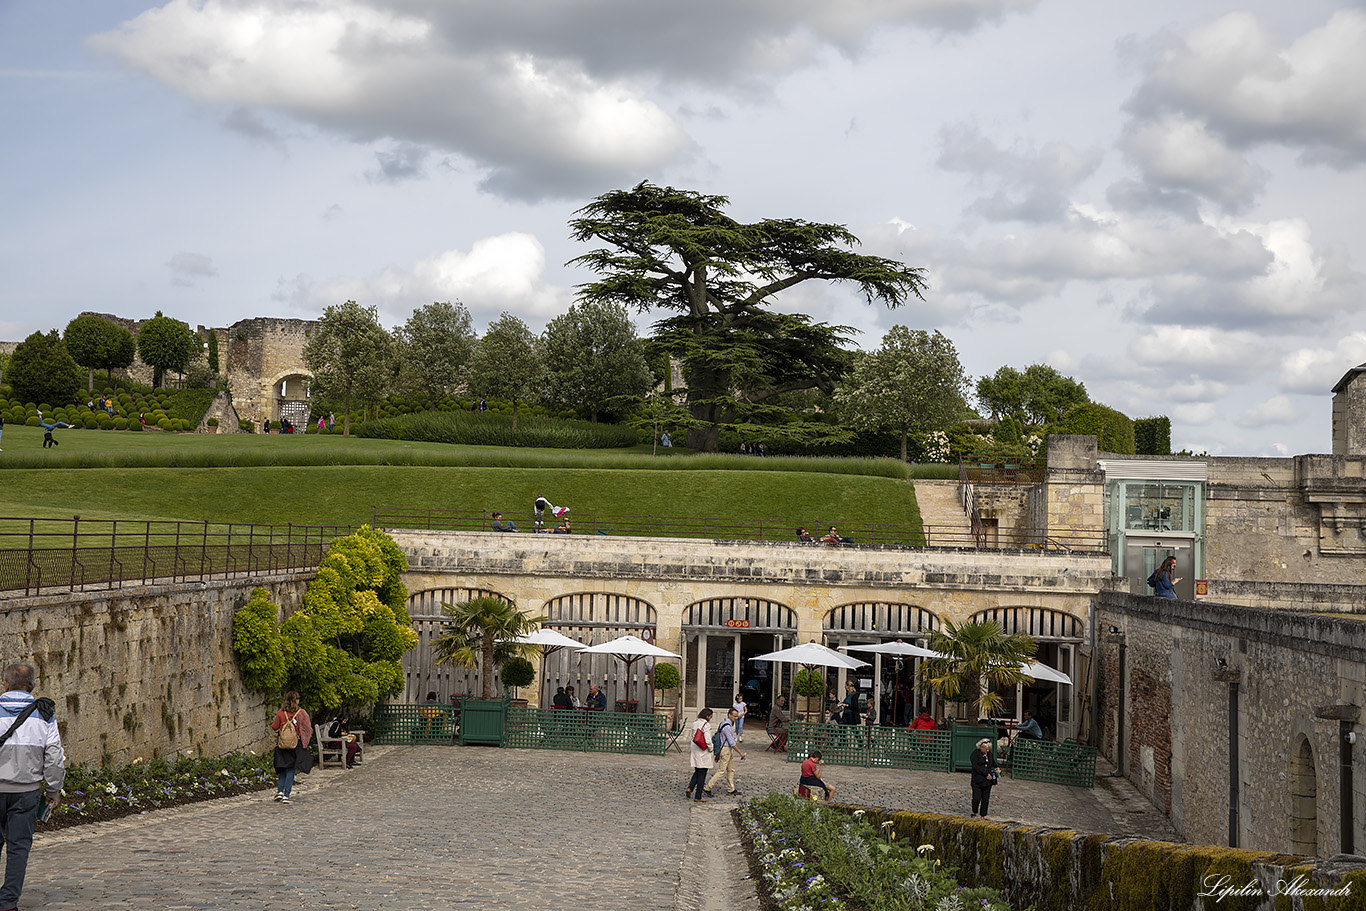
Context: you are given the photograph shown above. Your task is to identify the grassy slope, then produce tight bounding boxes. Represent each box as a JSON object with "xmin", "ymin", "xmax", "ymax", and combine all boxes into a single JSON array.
[{"xmin": 0, "ymin": 425, "xmax": 923, "ymax": 532}]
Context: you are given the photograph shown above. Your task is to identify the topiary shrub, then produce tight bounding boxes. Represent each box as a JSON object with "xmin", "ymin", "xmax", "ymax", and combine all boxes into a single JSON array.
[
  {"xmin": 1061, "ymin": 402, "xmax": 1135, "ymax": 454},
  {"xmin": 499, "ymin": 657, "xmax": 536, "ymax": 691},
  {"xmin": 1134, "ymin": 416, "xmax": 1172, "ymax": 456},
  {"xmin": 128, "ymin": 419, "xmax": 142, "ymax": 431},
  {"xmin": 207, "ymin": 417, "xmax": 219, "ymax": 427},
  {"xmin": 114, "ymin": 416, "xmax": 128, "ymax": 430},
  {"xmin": 157, "ymin": 418, "xmax": 173, "ymax": 431},
  {"xmin": 653, "ymin": 662, "xmax": 681, "ymax": 692}
]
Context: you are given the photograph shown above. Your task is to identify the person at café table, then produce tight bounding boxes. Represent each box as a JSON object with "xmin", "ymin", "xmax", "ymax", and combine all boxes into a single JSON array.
[
  {"xmin": 586, "ymin": 682, "xmax": 607, "ymax": 711},
  {"xmin": 1018, "ymin": 710, "xmax": 1043, "ymax": 739},
  {"xmin": 552, "ymin": 686, "xmax": 571, "ymax": 709},
  {"xmin": 565, "ymin": 685, "xmax": 583, "ymax": 708}
]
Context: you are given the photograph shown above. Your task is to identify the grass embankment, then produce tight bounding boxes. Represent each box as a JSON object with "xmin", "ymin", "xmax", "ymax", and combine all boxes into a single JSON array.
[{"xmin": 0, "ymin": 425, "xmax": 935, "ymax": 533}]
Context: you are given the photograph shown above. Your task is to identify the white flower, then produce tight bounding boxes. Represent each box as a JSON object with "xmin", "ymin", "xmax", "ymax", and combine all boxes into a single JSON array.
[
  {"xmin": 917, "ymin": 844, "xmax": 935, "ymax": 854},
  {"xmin": 104, "ymin": 783, "xmax": 117, "ymax": 794}
]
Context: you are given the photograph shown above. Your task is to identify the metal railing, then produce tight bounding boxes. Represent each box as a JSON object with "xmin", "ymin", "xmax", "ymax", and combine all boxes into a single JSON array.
[
  {"xmin": 0, "ymin": 517, "xmax": 355, "ymax": 596},
  {"xmin": 959, "ymin": 458, "xmax": 1046, "ymax": 487},
  {"xmin": 372, "ymin": 508, "xmax": 1106, "ymax": 552}
]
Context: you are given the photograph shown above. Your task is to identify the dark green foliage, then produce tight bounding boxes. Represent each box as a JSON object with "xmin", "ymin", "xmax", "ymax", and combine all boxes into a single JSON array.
[
  {"xmin": 166, "ymin": 388, "xmax": 216, "ymax": 426},
  {"xmin": 7, "ymin": 331, "xmax": 82, "ymax": 405},
  {"xmin": 206, "ymin": 330, "xmax": 220, "ymax": 374},
  {"xmin": 976, "ymin": 364, "xmax": 1089, "ymax": 426},
  {"xmin": 355, "ymin": 409, "xmax": 638, "ymax": 449},
  {"xmin": 499, "ymin": 657, "xmax": 536, "ymax": 689},
  {"xmin": 1134, "ymin": 416, "xmax": 1172, "ymax": 455},
  {"xmin": 302, "ymin": 301, "xmax": 394, "ymax": 437},
  {"xmin": 231, "ymin": 588, "xmax": 288, "ymax": 692},
  {"xmin": 541, "ymin": 300, "xmax": 652, "ymax": 422},
  {"xmin": 1061, "ymin": 402, "xmax": 1136, "ymax": 454},
  {"xmin": 570, "ymin": 181, "xmax": 927, "ymax": 451},
  {"xmin": 466, "ymin": 313, "xmax": 543, "ymax": 431},
  {"xmin": 63, "ymin": 315, "xmax": 137, "ymax": 391},
  {"xmin": 136, "ymin": 311, "xmax": 200, "ymax": 388},
  {"xmin": 652, "ymin": 662, "xmax": 681, "ymax": 691}
]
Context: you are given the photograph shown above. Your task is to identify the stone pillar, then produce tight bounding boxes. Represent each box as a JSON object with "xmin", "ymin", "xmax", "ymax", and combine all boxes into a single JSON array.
[
  {"xmin": 1332, "ymin": 364, "xmax": 1366, "ymax": 456},
  {"xmin": 1043, "ymin": 435, "xmax": 1106, "ymax": 546}
]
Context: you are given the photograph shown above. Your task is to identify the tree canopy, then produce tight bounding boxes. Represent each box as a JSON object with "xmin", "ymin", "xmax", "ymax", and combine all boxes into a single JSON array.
[
  {"xmin": 302, "ymin": 301, "xmax": 393, "ymax": 436},
  {"xmin": 64, "ymin": 315, "xmax": 136, "ymax": 392},
  {"xmin": 975, "ymin": 363, "xmax": 1088, "ymax": 427},
  {"xmin": 395, "ymin": 301, "xmax": 475, "ymax": 405},
  {"xmin": 136, "ymin": 311, "xmax": 199, "ymax": 388},
  {"xmin": 569, "ymin": 182, "xmax": 927, "ymax": 451},
  {"xmin": 7, "ymin": 330, "xmax": 82, "ymax": 405},
  {"xmin": 432, "ymin": 596, "xmax": 544, "ymax": 700},
  {"xmin": 230, "ymin": 527, "xmax": 418, "ymax": 712},
  {"xmin": 836, "ymin": 326, "xmax": 968, "ymax": 462},
  {"xmin": 919, "ymin": 620, "xmax": 1038, "ymax": 718},
  {"xmin": 466, "ymin": 312, "xmax": 543, "ymax": 430},
  {"xmin": 541, "ymin": 299, "xmax": 652, "ymax": 422}
]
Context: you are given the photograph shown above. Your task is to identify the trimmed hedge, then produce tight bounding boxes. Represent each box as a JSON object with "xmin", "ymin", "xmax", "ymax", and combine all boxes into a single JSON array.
[
  {"xmin": 1134, "ymin": 416, "xmax": 1172, "ymax": 455},
  {"xmin": 355, "ymin": 410, "xmax": 639, "ymax": 449},
  {"xmin": 1062, "ymin": 402, "xmax": 1135, "ymax": 454}
]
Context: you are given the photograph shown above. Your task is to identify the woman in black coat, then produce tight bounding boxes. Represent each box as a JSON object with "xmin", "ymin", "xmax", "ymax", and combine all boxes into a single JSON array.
[{"xmin": 969, "ymin": 737, "xmax": 999, "ymax": 818}]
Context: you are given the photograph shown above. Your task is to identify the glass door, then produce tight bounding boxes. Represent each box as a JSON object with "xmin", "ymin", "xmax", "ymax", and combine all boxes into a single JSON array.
[{"xmin": 704, "ymin": 634, "xmax": 735, "ymax": 711}]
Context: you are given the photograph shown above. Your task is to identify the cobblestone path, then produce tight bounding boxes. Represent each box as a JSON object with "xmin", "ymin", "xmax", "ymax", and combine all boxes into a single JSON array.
[{"xmin": 23, "ymin": 744, "xmax": 1177, "ymax": 910}]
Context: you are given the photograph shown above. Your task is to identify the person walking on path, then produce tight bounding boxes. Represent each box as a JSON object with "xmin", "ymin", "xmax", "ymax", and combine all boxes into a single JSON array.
[
  {"xmin": 270, "ymin": 691, "xmax": 312, "ymax": 803},
  {"xmin": 970, "ymin": 737, "xmax": 999, "ymax": 818},
  {"xmin": 685, "ymin": 709, "xmax": 715, "ymax": 802},
  {"xmin": 1148, "ymin": 556, "xmax": 1180, "ymax": 599},
  {"xmin": 0, "ymin": 662, "xmax": 65, "ymax": 911},
  {"xmin": 704, "ymin": 707, "xmax": 746, "ymax": 796}
]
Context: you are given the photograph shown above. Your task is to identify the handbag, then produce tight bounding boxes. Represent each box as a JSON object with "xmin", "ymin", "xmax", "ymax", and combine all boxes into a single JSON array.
[
  {"xmin": 295, "ymin": 742, "xmax": 315, "ymax": 775},
  {"xmin": 691, "ymin": 727, "xmax": 708, "ymax": 750}
]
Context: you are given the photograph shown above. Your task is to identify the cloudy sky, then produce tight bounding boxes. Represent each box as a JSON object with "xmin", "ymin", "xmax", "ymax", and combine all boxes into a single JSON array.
[{"xmin": 3, "ymin": 0, "xmax": 1365, "ymax": 456}]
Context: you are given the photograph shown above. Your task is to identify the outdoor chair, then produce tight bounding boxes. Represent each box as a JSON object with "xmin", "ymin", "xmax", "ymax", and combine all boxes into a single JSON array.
[
  {"xmin": 765, "ymin": 725, "xmax": 787, "ymax": 753},
  {"xmin": 665, "ymin": 725, "xmax": 685, "ymax": 753},
  {"xmin": 315, "ymin": 724, "xmax": 348, "ymax": 770}
]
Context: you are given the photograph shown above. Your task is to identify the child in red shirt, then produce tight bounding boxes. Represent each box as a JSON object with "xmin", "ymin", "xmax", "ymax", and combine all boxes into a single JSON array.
[{"xmin": 799, "ymin": 750, "xmax": 835, "ymax": 801}]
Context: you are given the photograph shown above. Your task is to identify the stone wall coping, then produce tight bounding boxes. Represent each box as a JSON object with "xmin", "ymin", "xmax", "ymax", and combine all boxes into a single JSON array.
[
  {"xmin": 1097, "ymin": 590, "xmax": 1366, "ymax": 662},
  {"xmin": 0, "ymin": 569, "xmax": 316, "ymax": 612}
]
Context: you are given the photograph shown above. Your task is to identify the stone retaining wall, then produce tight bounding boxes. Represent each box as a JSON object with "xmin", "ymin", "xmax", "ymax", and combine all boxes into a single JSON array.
[{"xmin": 0, "ymin": 574, "xmax": 311, "ymax": 765}]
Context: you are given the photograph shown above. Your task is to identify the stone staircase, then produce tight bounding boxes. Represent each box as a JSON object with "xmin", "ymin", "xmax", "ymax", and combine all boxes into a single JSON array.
[{"xmin": 911, "ymin": 479, "xmax": 972, "ymax": 546}]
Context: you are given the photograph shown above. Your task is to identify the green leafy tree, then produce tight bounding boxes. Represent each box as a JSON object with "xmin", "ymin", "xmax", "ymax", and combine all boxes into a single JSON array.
[
  {"xmin": 432, "ymin": 596, "xmax": 545, "ymax": 700},
  {"xmin": 230, "ymin": 527, "xmax": 417, "ymax": 712},
  {"xmin": 569, "ymin": 182, "xmax": 927, "ymax": 451},
  {"xmin": 1134, "ymin": 416, "xmax": 1172, "ymax": 455},
  {"xmin": 206, "ymin": 330, "xmax": 220, "ymax": 375},
  {"xmin": 136, "ymin": 311, "xmax": 199, "ymax": 388},
  {"xmin": 976, "ymin": 364, "xmax": 1089, "ymax": 427},
  {"xmin": 626, "ymin": 388, "xmax": 708, "ymax": 456},
  {"xmin": 6, "ymin": 330, "xmax": 82, "ymax": 405},
  {"xmin": 919, "ymin": 620, "xmax": 1037, "ymax": 718},
  {"xmin": 302, "ymin": 301, "xmax": 394, "ymax": 436},
  {"xmin": 64, "ymin": 315, "xmax": 136, "ymax": 392},
  {"xmin": 395, "ymin": 301, "xmax": 475, "ymax": 405},
  {"xmin": 466, "ymin": 313, "xmax": 544, "ymax": 430},
  {"xmin": 1061, "ymin": 402, "xmax": 1135, "ymax": 454},
  {"xmin": 836, "ymin": 327, "xmax": 968, "ymax": 462},
  {"xmin": 541, "ymin": 300, "xmax": 652, "ymax": 422}
]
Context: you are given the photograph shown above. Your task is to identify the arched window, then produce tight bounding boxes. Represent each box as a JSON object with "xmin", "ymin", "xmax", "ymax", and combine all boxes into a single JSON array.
[
  {"xmin": 543, "ymin": 593, "xmax": 657, "ymax": 706},
  {"xmin": 824, "ymin": 602, "xmax": 941, "ymax": 638},
  {"xmin": 403, "ymin": 587, "xmax": 510, "ymax": 702},
  {"xmin": 969, "ymin": 606, "xmax": 1085, "ymax": 640},
  {"xmin": 683, "ymin": 598, "xmax": 797, "ymax": 632}
]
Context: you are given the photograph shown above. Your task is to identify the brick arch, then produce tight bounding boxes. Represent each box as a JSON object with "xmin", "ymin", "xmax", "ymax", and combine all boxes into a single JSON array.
[
  {"xmin": 969, "ymin": 605, "xmax": 1085, "ymax": 641},
  {"xmin": 823, "ymin": 602, "xmax": 941, "ymax": 637},
  {"xmin": 542, "ymin": 592, "xmax": 657, "ymax": 708},
  {"xmin": 402, "ymin": 587, "xmax": 511, "ymax": 701}
]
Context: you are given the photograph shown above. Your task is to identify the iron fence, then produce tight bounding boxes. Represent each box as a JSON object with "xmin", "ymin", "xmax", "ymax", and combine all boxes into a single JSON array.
[
  {"xmin": 372, "ymin": 508, "xmax": 1105, "ymax": 552},
  {"xmin": 0, "ymin": 517, "xmax": 355, "ymax": 596}
]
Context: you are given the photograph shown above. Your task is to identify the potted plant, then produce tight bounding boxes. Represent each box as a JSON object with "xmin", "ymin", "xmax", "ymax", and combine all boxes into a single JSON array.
[
  {"xmin": 652, "ymin": 662, "xmax": 681, "ymax": 730},
  {"xmin": 500, "ymin": 657, "xmax": 535, "ymax": 707},
  {"xmin": 432, "ymin": 596, "xmax": 545, "ymax": 745},
  {"xmin": 792, "ymin": 667, "xmax": 827, "ymax": 722}
]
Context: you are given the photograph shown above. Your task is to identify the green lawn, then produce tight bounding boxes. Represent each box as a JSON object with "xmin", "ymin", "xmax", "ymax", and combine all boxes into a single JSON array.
[{"xmin": 0, "ymin": 425, "xmax": 926, "ymax": 541}]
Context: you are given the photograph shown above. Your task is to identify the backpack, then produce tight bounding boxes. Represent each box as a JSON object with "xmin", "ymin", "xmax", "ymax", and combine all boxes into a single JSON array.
[
  {"xmin": 713, "ymin": 721, "xmax": 731, "ymax": 758},
  {"xmin": 276, "ymin": 710, "xmax": 300, "ymax": 750},
  {"xmin": 1146, "ymin": 572, "xmax": 1157, "ymax": 589}
]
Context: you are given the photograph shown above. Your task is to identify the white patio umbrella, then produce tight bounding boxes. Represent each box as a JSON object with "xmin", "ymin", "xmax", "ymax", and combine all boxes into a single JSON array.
[
  {"xmin": 1020, "ymin": 660, "xmax": 1072, "ymax": 685},
  {"xmin": 577, "ymin": 635, "xmax": 682, "ymax": 710},
  {"xmin": 508, "ymin": 629, "xmax": 586, "ymax": 708},
  {"xmin": 752, "ymin": 641, "xmax": 869, "ymax": 720},
  {"xmin": 842, "ymin": 640, "xmax": 942, "ymax": 725}
]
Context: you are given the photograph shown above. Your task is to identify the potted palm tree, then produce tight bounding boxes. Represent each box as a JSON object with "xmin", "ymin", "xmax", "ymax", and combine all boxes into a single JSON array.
[{"xmin": 433, "ymin": 596, "xmax": 545, "ymax": 745}]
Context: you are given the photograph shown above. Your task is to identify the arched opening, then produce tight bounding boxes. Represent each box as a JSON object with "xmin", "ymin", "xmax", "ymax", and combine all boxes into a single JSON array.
[
  {"xmin": 680, "ymin": 597, "xmax": 797, "ymax": 720},
  {"xmin": 402, "ymin": 587, "xmax": 511, "ymax": 701},
  {"xmin": 824, "ymin": 602, "xmax": 941, "ymax": 727},
  {"xmin": 968, "ymin": 605, "xmax": 1085, "ymax": 739},
  {"xmin": 1290, "ymin": 734, "xmax": 1319, "ymax": 856},
  {"xmin": 543, "ymin": 592, "xmax": 657, "ymax": 709},
  {"xmin": 274, "ymin": 372, "xmax": 312, "ymax": 429}
]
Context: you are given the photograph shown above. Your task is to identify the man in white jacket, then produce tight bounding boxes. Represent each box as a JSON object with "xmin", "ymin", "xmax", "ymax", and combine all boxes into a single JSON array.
[{"xmin": 0, "ymin": 663, "xmax": 65, "ymax": 911}]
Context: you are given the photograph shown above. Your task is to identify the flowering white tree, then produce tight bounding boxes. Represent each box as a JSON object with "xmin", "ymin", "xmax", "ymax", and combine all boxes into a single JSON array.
[{"xmin": 836, "ymin": 326, "xmax": 968, "ymax": 462}]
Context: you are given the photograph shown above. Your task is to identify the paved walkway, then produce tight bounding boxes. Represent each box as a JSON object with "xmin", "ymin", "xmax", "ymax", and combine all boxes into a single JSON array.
[
  {"xmin": 24, "ymin": 744, "xmax": 1177, "ymax": 911},
  {"xmin": 911, "ymin": 479, "xmax": 973, "ymax": 542}
]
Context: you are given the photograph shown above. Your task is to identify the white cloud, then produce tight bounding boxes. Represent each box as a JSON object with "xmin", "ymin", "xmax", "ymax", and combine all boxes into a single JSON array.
[
  {"xmin": 1127, "ymin": 10, "xmax": 1366, "ymax": 168},
  {"xmin": 1118, "ymin": 114, "xmax": 1267, "ymax": 209},
  {"xmin": 273, "ymin": 232, "xmax": 571, "ymax": 329},
  {"xmin": 1279, "ymin": 333, "xmax": 1366, "ymax": 394},
  {"xmin": 166, "ymin": 252, "xmax": 218, "ymax": 286},
  {"xmin": 1235, "ymin": 394, "xmax": 1302, "ymax": 428}
]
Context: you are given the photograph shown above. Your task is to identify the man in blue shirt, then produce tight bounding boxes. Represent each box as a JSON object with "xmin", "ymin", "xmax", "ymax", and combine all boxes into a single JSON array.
[
  {"xmin": 586, "ymin": 683, "xmax": 607, "ymax": 711},
  {"xmin": 1018, "ymin": 711, "xmax": 1043, "ymax": 740},
  {"xmin": 703, "ymin": 707, "xmax": 746, "ymax": 796}
]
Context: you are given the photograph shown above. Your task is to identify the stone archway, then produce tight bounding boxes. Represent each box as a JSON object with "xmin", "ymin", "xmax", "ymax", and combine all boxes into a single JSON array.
[
  {"xmin": 543, "ymin": 592, "xmax": 657, "ymax": 708},
  {"xmin": 272, "ymin": 371, "xmax": 313, "ymax": 428},
  {"xmin": 1291, "ymin": 734, "xmax": 1318, "ymax": 856},
  {"xmin": 825, "ymin": 601, "xmax": 941, "ymax": 725}
]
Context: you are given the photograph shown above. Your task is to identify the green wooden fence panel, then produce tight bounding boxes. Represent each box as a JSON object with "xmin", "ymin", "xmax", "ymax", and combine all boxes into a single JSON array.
[
  {"xmin": 1009, "ymin": 737, "xmax": 1097, "ymax": 788},
  {"xmin": 785, "ymin": 722, "xmax": 951, "ymax": 771},
  {"xmin": 372, "ymin": 703, "xmax": 460, "ymax": 745},
  {"xmin": 505, "ymin": 707, "xmax": 666, "ymax": 756}
]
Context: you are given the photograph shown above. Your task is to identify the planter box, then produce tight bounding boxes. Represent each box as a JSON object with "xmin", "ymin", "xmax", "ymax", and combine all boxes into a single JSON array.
[{"xmin": 459, "ymin": 699, "xmax": 507, "ymax": 746}]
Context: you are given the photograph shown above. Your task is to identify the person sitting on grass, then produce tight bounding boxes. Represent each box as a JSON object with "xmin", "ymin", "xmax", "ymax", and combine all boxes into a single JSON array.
[
  {"xmin": 552, "ymin": 517, "xmax": 572, "ymax": 534},
  {"xmin": 490, "ymin": 512, "xmax": 520, "ymax": 532},
  {"xmin": 799, "ymin": 750, "xmax": 835, "ymax": 801}
]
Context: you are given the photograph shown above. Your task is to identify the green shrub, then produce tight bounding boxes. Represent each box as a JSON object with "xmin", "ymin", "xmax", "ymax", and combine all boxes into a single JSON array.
[
  {"xmin": 355, "ymin": 410, "xmax": 638, "ymax": 449},
  {"xmin": 25, "ymin": 416, "xmax": 38, "ymax": 427},
  {"xmin": 113, "ymin": 416, "xmax": 127, "ymax": 430},
  {"xmin": 500, "ymin": 657, "xmax": 536, "ymax": 689},
  {"xmin": 1134, "ymin": 416, "xmax": 1172, "ymax": 456},
  {"xmin": 128, "ymin": 419, "xmax": 142, "ymax": 432},
  {"xmin": 1061, "ymin": 403, "xmax": 1135, "ymax": 454},
  {"xmin": 653, "ymin": 663, "xmax": 681, "ymax": 691},
  {"xmin": 207, "ymin": 417, "xmax": 219, "ymax": 427},
  {"xmin": 157, "ymin": 418, "xmax": 172, "ymax": 431},
  {"xmin": 238, "ymin": 419, "xmax": 255, "ymax": 433}
]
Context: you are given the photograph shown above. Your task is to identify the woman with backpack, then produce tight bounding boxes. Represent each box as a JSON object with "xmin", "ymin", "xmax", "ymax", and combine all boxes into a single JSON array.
[
  {"xmin": 685, "ymin": 708, "xmax": 715, "ymax": 802},
  {"xmin": 270, "ymin": 691, "xmax": 312, "ymax": 803}
]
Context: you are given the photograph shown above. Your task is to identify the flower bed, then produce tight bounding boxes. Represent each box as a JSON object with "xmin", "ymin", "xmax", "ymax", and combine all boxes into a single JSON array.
[
  {"xmin": 39, "ymin": 752, "xmax": 275, "ymax": 831},
  {"xmin": 738, "ymin": 793, "xmax": 1013, "ymax": 911}
]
